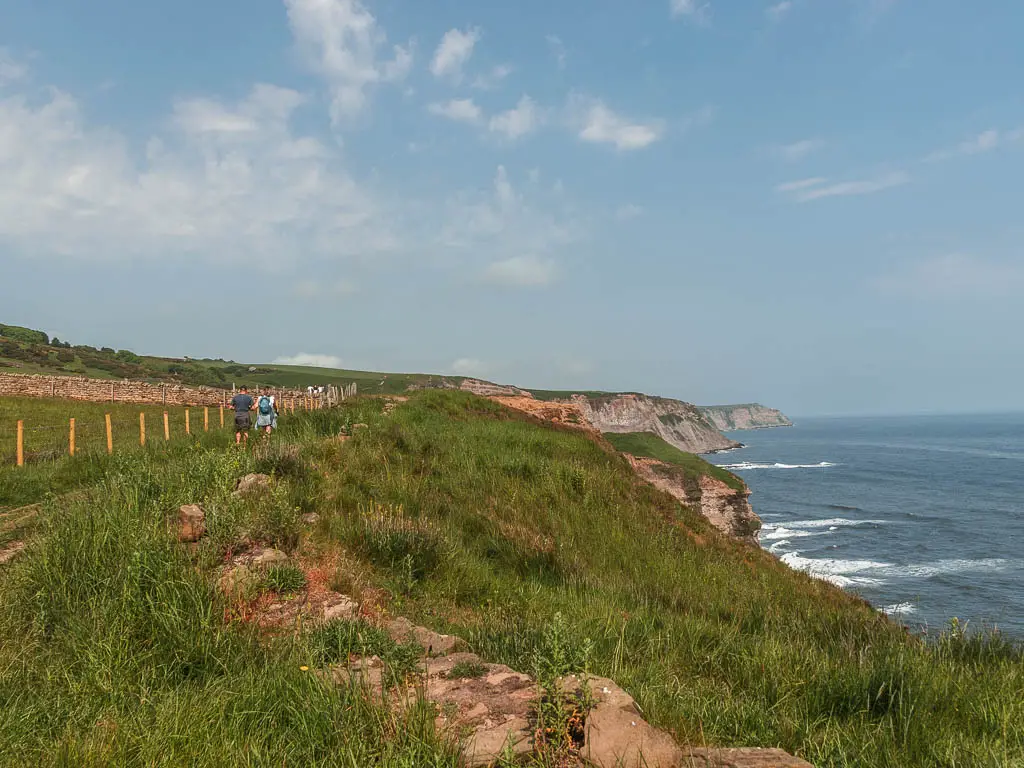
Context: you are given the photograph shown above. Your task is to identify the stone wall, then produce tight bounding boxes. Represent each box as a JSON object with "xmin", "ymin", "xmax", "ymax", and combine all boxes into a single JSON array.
[{"xmin": 0, "ymin": 372, "xmax": 307, "ymax": 407}]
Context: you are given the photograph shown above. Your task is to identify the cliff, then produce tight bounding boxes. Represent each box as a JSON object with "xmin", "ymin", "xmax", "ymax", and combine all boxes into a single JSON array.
[
  {"xmin": 569, "ymin": 393, "xmax": 740, "ymax": 454},
  {"xmin": 625, "ymin": 455, "xmax": 761, "ymax": 544},
  {"xmin": 699, "ymin": 403, "xmax": 792, "ymax": 431}
]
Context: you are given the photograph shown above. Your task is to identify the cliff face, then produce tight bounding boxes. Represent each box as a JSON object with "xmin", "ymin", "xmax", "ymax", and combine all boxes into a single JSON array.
[
  {"xmin": 699, "ymin": 403, "xmax": 792, "ymax": 431},
  {"xmin": 569, "ymin": 394, "xmax": 740, "ymax": 454},
  {"xmin": 626, "ymin": 455, "xmax": 761, "ymax": 544}
]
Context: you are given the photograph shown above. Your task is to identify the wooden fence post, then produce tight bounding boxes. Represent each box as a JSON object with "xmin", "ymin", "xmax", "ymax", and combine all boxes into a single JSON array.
[
  {"xmin": 185, "ymin": 409, "xmax": 191, "ymax": 435},
  {"xmin": 17, "ymin": 420, "xmax": 24, "ymax": 467},
  {"xmin": 204, "ymin": 407, "xmax": 209, "ymax": 432},
  {"xmin": 139, "ymin": 412, "xmax": 146, "ymax": 446},
  {"xmin": 105, "ymin": 414, "xmax": 113, "ymax": 455},
  {"xmin": 164, "ymin": 412, "xmax": 170, "ymax": 441},
  {"xmin": 69, "ymin": 418, "xmax": 76, "ymax": 457},
  {"xmin": 220, "ymin": 406, "xmax": 224, "ymax": 428}
]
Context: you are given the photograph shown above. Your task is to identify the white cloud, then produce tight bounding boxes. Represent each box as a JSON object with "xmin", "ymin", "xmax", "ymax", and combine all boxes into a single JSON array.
[
  {"xmin": 489, "ymin": 96, "xmax": 541, "ymax": 140},
  {"xmin": 451, "ymin": 358, "xmax": 490, "ymax": 377},
  {"xmin": 766, "ymin": 1, "xmax": 793, "ymax": 20},
  {"xmin": 776, "ymin": 138, "xmax": 822, "ymax": 161},
  {"xmin": 428, "ymin": 98, "xmax": 483, "ymax": 124},
  {"xmin": 284, "ymin": 0, "xmax": 412, "ymax": 125},
  {"xmin": 472, "ymin": 64, "xmax": 513, "ymax": 90},
  {"xmin": 776, "ymin": 172, "xmax": 909, "ymax": 201},
  {"xmin": 546, "ymin": 35, "xmax": 567, "ymax": 69},
  {"xmin": 440, "ymin": 166, "xmax": 580, "ymax": 286},
  {"xmin": 570, "ymin": 96, "xmax": 663, "ymax": 151},
  {"xmin": 430, "ymin": 27, "xmax": 480, "ymax": 81},
  {"xmin": 670, "ymin": 0, "xmax": 711, "ymax": 21},
  {"xmin": 925, "ymin": 129, "xmax": 1022, "ymax": 162},
  {"xmin": 615, "ymin": 204, "xmax": 644, "ymax": 220},
  {"xmin": 483, "ymin": 255, "xmax": 556, "ymax": 287},
  {"xmin": 0, "ymin": 81, "xmax": 396, "ymax": 265},
  {"xmin": 0, "ymin": 48, "xmax": 28, "ymax": 85},
  {"xmin": 273, "ymin": 353, "xmax": 345, "ymax": 368},
  {"xmin": 873, "ymin": 254, "xmax": 1024, "ymax": 300}
]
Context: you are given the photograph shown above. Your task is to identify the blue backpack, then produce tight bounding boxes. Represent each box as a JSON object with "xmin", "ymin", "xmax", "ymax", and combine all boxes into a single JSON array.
[{"xmin": 258, "ymin": 396, "xmax": 273, "ymax": 415}]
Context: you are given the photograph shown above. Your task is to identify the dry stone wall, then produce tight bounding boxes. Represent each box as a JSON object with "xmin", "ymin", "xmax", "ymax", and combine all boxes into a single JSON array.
[{"xmin": 0, "ymin": 372, "xmax": 307, "ymax": 407}]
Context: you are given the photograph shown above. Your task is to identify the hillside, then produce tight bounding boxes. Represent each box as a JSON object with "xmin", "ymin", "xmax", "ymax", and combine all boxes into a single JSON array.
[
  {"xmin": 1, "ymin": 390, "xmax": 1021, "ymax": 766},
  {"xmin": 0, "ymin": 323, "xmax": 461, "ymax": 394},
  {"xmin": 700, "ymin": 404, "xmax": 793, "ymax": 431}
]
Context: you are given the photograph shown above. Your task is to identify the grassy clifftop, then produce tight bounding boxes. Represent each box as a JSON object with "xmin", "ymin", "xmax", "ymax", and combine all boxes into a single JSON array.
[
  {"xmin": 1, "ymin": 390, "xmax": 1022, "ymax": 766},
  {"xmin": 603, "ymin": 431, "xmax": 745, "ymax": 491}
]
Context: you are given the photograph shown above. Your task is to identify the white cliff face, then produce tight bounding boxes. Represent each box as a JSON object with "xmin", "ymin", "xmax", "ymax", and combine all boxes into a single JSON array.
[
  {"xmin": 699, "ymin": 404, "xmax": 792, "ymax": 431},
  {"xmin": 570, "ymin": 394, "xmax": 740, "ymax": 454}
]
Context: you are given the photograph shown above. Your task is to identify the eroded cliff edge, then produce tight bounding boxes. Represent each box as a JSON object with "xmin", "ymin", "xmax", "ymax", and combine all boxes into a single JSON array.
[
  {"xmin": 566, "ymin": 393, "xmax": 741, "ymax": 454},
  {"xmin": 699, "ymin": 403, "xmax": 792, "ymax": 431}
]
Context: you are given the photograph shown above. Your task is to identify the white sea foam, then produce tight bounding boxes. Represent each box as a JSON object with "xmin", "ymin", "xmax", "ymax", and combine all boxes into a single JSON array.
[
  {"xmin": 780, "ymin": 552, "xmax": 889, "ymax": 587},
  {"xmin": 759, "ymin": 526, "xmax": 823, "ymax": 542},
  {"xmin": 768, "ymin": 539, "xmax": 791, "ymax": 553},
  {"xmin": 780, "ymin": 550, "xmax": 1021, "ymax": 590},
  {"xmin": 718, "ymin": 461, "xmax": 838, "ymax": 470},
  {"xmin": 783, "ymin": 518, "xmax": 885, "ymax": 529},
  {"xmin": 882, "ymin": 602, "xmax": 918, "ymax": 617}
]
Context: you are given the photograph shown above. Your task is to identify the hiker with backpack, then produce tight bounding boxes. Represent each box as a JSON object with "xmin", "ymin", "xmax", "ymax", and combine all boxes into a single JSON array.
[{"xmin": 255, "ymin": 387, "xmax": 278, "ymax": 436}]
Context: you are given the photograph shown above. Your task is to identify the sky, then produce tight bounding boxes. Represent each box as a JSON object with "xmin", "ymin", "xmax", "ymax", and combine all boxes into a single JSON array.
[{"xmin": 2, "ymin": 0, "xmax": 1023, "ymax": 417}]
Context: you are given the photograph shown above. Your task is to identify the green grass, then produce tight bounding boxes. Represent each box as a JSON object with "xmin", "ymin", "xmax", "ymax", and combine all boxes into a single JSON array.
[
  {"xmin": 1, "ymin": 390, "xmax": 1022, "ymax": 767},
  {"xmin": 603, "ymin": 431, "xmax": 746, "ymax": 491}
]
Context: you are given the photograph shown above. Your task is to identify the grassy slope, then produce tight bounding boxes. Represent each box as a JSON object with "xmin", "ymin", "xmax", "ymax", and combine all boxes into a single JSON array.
[
  {"xmin": 1, "ymin": 391, "xmax": 1022, "ymax": 767},
  {"xmin": 604, "ymin": 431, "xmax": 745, "ymax": 491}
]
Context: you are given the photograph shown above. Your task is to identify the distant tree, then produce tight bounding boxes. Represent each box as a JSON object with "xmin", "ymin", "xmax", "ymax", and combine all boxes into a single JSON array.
[
  {"xmin": 50, "ymin": 337, "xmax": 62, "ymax": 347},
  {"xmin": 115, "ymin": 350, "xmax": 143, "ymax": 364}
]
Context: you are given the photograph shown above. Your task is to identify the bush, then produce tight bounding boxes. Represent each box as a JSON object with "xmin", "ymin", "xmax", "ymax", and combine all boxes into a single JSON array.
[
  {"xmin": 263, "ymin": 564, "xmax": 307, "ymax": 594},
  {"xmin": 0, "ymin": 324, "xmax": 48, "ymax": 345}
]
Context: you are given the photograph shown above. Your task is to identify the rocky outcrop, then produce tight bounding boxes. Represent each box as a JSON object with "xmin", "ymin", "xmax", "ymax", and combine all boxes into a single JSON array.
[
  {"xmin": 626, "ymin": 456, "xmax": 761, "ymax": 544},
  {"xmin": 699, "ymin": 404, "xmax": 792, "ymax": 431},
  {"xmin": 570, "ymin": 394, "xmax": 740, "ymax": 454},
  {"xmin": 491, "ymin": 396, "xmax": 595, "ymax": 431},
  {"xmin": 459, "ymin": 378, "xmax": 532, "ymax": 398}
]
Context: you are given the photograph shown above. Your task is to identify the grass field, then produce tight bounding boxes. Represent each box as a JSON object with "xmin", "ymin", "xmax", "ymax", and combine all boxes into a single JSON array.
[
  {"xmin": 1, "ymin": 391, "xmax": 1022, "ymax": 766},
  {"xmin": 603, "ymin": 431, "xmax": 746, "ymax": 491}
]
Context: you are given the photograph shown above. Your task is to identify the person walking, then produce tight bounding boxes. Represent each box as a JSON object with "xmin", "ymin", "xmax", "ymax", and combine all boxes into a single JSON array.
[
  {"xmin": 255, "ymin": 387, "xmax": 277, "ymax": 437},
  {"xmin": 230, "ymin": 386, "xmax": 254, "ymax": 445}
]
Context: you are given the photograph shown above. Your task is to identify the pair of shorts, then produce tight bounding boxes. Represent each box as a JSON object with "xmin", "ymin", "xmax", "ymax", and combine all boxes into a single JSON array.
[{"xmin": 235, "ymin": 412, "xmax": 252, "ymax": 431}]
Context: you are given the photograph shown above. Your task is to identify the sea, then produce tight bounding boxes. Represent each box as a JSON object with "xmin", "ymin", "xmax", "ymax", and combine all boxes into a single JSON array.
[{"xmin": 711, "ymin": 413, "xmax": 1024, "ymax": 638}]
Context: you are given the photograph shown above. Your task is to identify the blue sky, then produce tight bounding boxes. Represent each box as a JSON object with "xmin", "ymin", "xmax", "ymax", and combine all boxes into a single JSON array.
[{"xmin": 2, "ymin": 0, "xmax": 1023, "ymax": 416}]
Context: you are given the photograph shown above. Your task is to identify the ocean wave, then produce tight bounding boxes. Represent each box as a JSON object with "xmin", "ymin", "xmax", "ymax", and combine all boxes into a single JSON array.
[
  {"xmin": 759, "ymin": 526, "xmax": 825, "ymax": 542},
  {"xmin": 718, "ymin": 461, "xmax": 838, "ymax": 470},
  {"xmin": 782, "ymin": 517, "xmax": 885, "ymax": 529},
  {"xmin": 780, "ymin": 551, "xmax": 1020, "ymax": 589},
  {"xmin": 768, "ymin": 539, "xmax": 791, "ymax": 553},
  {"xmin": 828, "ymin": 504, "xmax": 863, "ymax": 512},
  {"xmin": 882, "ymin": 602, "xmax": 918, "ymax": 617}
]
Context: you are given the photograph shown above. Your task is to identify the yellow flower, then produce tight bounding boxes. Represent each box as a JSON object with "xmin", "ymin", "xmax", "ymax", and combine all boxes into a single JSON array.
[{"xmin": 299, "ymin": 665, "xmax": 309, "ymax": 671}]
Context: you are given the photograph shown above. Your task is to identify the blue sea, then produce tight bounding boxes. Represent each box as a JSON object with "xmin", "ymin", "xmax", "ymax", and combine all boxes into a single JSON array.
[{"xmin": 712, "ymin": 414, "xmax": 1024, "ymax": 638}]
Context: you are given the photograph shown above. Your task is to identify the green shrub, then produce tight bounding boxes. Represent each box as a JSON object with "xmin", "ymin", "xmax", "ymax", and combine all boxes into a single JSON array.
[{"xmin": 263, "ymin": 564, "xmax": 306, "ymax": 594}]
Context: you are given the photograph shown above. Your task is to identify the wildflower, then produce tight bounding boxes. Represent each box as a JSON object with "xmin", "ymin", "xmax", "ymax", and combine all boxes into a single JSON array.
[{"xmin": 299, "ymin": 665, "xmax": 309, "ymax": 671}]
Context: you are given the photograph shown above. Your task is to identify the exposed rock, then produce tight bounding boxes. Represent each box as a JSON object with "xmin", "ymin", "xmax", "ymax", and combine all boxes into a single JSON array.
[
  {"xmin": 218, "ymin": 565, "xmax": 258, "ymax": 600},
  {"xmin": 699, "ymin": 404, "xmax": 793, "ymax": 431},
  {"xmin": 323, "ymin": 594, "xmax": 359, "ymax": 622},
  {"xmin": 490, "ymin": 396, "xmax": 595, "ymax": 431},
  {"xmin": 459, "ymin": 379, "xmax": 533, "ymax": 398},
  {"xmin": 569, "ymin": 394, "xmax": 740, "ymax": 454},
  {"xmin": 626, "ymin": 456, "xmax": 761, "ymax": 544},
  {"xmin": 683, "ymin": 747, "xmax": 814, "ymax": 767},
  {"xmin": 387, "ymin": 616, "xmax": 461, "ymax": 656},
  {"xmin": 573, "ymin": 676, "xmax": 683, "ymax": 767},
  {"xmin": 300, "ymin": 512, "xmax": 320, "ymax": 525},
  {"xmin": 178, "ymin": 504, "xmax": 206, "ymax": 542},
  {"xmin": 0, "ymin": 540, "xmax": 26, "ymax": 565},
  {"xmin": 234, "ymin": 547, "xmax": 289, "ymax": 569},
  {"xmin": 233, "ymin": 473, "xmax": 272, "ymax": 498}
]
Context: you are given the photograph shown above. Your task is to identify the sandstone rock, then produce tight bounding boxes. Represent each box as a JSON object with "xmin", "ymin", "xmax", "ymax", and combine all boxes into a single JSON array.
[
  {"xmin": 699, "ymin": 404, "xmax": 792, "ymax": 432},
  {"xmin": 178, "ymin": 504, "xmax": 206, "ymax": 542},
  {"xmin": 0, "ymin": 541, "xmax": 26, "ymax": 565},
  {"xmin": 301, "ymin": 512, "xmax": 320, "ymax": 525},
  {"xmin": 236, "ymin": 547, "xmax": 288, "ymax": 569},
  {"xmin": 218, "ymin": 565, "xmax": 258, "ymax": 600},
  {"xmin": 683, "ymin": 747, "xmax": 815, "ymax": 767},
  {"xmin": 233, "ymin": 473, "xmax": 271, "ymax": 498},
  {"xmin": 576, "ymin": 676, "xmax": 683, "ymax": 768},
  {"xmin": 387, "ymin": 616, "xmax": 460, "ymax": 656},
  {"xmin": 323, "ymin": 595, "xmax": 359, "ymax": 622}
]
